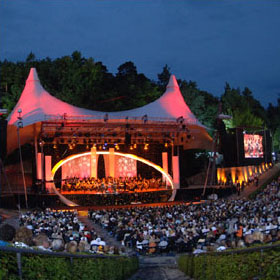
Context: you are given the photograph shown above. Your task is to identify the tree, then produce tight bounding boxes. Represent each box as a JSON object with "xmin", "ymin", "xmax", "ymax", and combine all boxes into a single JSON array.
[
  {"xmin": 221, "ymin": 83, "xmax": 266, "ymax": 129},
  {"xmin": 157, "ymin": 64, "xmax": 171, "ymax": 91}
]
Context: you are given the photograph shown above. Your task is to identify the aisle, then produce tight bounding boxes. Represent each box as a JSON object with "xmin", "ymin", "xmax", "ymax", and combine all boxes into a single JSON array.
[
  {"xmin": 78, "ymin": 215, "xmax": 133, "ymax": 253},
  {"xmin": 128, "ymin": 256, "xmax": 190, "ymax": 280}
]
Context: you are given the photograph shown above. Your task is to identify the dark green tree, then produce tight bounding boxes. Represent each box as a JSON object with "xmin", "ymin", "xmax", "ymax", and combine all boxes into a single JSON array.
[{"xmin": 157, "ymin": 64, "xmax": 171, "ymax": 91}]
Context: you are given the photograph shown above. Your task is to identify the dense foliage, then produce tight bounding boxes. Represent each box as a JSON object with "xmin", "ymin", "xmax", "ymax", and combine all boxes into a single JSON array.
[
  {"xmin": 1, "ymin": 51, "xmax": 279, "ymax": 150},
  {"xmin": 0, "ymin": 251, "xmax": 138, "ymax": 280},
  {"xmin": 178, "ymin": 246, "xmax": 280, "ymax": 280}
]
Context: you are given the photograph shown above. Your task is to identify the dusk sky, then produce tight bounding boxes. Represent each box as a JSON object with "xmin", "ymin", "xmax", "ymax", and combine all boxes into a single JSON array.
[{"xmin": 1, "ymin": 0, "xmax": 280, "ymax": 107}]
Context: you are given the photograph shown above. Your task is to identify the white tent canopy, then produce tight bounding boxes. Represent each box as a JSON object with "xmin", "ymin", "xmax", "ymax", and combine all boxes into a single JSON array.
[
  {"xmin": 8, "ymin": 68, "xmax": 202, "ymax": 126},
  {"xmin": 7, "ymin": 68, "xmax": 212, "ymax": 153}
]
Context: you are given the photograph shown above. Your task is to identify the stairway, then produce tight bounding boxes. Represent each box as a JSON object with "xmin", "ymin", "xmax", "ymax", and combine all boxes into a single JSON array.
[
  {"xmin": 128, "ymin": 256, "xmax": 190, "ymax": 280},
  {"xmin": 78, "ymin": 216, "xmax": 133, "ymax": 253}
]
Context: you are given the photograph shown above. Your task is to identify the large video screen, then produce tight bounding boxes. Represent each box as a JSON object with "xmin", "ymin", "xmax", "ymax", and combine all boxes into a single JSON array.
[{"xmin": 244, "ymin": 134, "xmax": 264, "ymax": 158}]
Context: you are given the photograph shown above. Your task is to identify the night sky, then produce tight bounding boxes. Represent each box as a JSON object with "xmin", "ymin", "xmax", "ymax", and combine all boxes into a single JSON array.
[{"xmin": 1, "ymin": 0, "xmax": 280, "ymax": 107}]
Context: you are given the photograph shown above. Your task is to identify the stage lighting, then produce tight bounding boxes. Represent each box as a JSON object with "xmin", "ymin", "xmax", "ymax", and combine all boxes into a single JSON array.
[
  {"xmin": 176, "ymin": 116, "xmax": 184, "ymax": 124},
  {"xmin": 142, "ymin": 114, "xmax": 148, "ymax": 124},
  {"xmin": 125, "ymin": 133, "xmax": 131, "ymax": 145}
]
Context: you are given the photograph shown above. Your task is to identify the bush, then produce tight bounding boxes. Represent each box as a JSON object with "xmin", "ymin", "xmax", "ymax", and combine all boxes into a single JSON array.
[
  {"xmin": 0, "ymin": 251, "xmax": 138, "ymax": 280},
  {"xmin": 178, "ymin": 247, "xmax": 280, "ymax": 280}
]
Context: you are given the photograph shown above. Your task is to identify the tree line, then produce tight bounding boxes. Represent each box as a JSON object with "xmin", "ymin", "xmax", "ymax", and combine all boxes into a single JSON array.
[{"xmin": 0, "ymin": 51, "xmax": 279, "ymax": 151}]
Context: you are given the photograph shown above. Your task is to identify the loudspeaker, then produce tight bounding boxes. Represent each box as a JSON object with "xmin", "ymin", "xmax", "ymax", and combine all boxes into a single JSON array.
[
  {"xmin": 125, "ymin": 133, "xmax": 131, "ymax": 145},
  {"xmin": 0, "ymin": 120, "xmax": 7, "ymax": 159}
]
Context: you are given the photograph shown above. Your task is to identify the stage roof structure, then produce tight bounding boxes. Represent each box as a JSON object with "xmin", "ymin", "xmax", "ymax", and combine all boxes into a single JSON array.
[{"xmin": 7, "ymin": 68, "xmax": 212, "ymax": 154}]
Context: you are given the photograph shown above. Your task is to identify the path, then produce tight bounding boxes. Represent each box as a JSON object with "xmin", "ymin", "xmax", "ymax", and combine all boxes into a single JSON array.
[{"xmin": 128, "ymin": 256, "xmax": 190, "ymax": 280}]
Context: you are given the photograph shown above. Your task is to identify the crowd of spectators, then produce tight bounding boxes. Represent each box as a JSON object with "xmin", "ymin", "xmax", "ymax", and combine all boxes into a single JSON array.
[
  {"xmin": 65, "ymin": 190, "xmax": 172, "ymax": 206},
  {"xmin": 0, "ymin": 209, "xmax": 122, "ymax": 255},
  {"xmin": 89, "ymin": 178, "xmax": 280, "ymax": 254},
  {"xmin": 1, "ymin": 175, "xmax": 280, "ymax": 256},
  {"xmin": 60, "ymin": 176, "xmax": 169, "ymax": 194}
]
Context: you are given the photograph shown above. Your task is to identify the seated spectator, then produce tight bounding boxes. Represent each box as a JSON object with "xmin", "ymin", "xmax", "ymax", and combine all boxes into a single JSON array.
[
  {"xmin": 14, "ymin": 227, "xmax": 33, "ymax": 247},
  {"xmin": 51, "ymin": 238, "xmax": 65, "ymax": 252},
  {"xmin": 33, "ymin": 233, "xmax": 50, "ymax": 250},
  {"xmin": 0, "ymin": 224, "xmax": 16, "ymax": 246},
  {"xmin": 78, "ymin": 240, "xmax": 90, "ymax": 252},
  {"xmin": 66, "ymin": 240, "xmax": 78, "ymax": 253}
]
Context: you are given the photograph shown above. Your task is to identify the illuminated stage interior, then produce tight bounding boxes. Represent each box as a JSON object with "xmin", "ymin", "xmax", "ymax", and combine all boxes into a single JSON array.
[{"xmin": 46, "ymin": 150, "xmax": 174, "ymax": 207}]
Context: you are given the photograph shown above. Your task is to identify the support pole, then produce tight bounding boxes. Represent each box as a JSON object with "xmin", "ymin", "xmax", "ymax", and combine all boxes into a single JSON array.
[{"xmin": 17, "ymin": 124, "xmax": 28, "ymax": 209}]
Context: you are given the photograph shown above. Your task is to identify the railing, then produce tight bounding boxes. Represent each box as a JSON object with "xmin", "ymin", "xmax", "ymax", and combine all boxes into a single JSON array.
[
  {"xmin": 43, "ymin": 114, "xmax": 201, "ymax": 126},
  {"xmin": 0, "ymin": 245, "xmax": 135, "ymax": 280},
  {"xmin": 199, "ymin": 242, "xmax": 280, "ymax": 256}
]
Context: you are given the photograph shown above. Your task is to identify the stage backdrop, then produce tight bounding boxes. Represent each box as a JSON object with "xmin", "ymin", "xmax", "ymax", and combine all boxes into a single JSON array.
[
  {"xmin": 62, "ymin": 154, "xmax": 91, "ymax": 179},
  {"xmin": 61, "ymin": 154, "xmax": 137, "ymax": 179}
]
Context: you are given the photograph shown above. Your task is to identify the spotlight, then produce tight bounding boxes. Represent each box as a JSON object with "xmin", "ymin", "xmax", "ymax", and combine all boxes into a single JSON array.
[
  {"xmin": 18, "ymin": 121, "xmax": 23, "ymax": 128},
  {"xmin": 142, "ymin": 114, "xmax": 148, "ymax": 124},
  {"xmin": 176, "ymin": 116, "xmax": 184, "ymax": 124}
]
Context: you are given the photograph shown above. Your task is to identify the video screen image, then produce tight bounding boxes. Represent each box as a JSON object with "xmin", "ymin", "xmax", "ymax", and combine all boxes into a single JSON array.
[{"xmin": 244, "ymin": 134, "xmax": 264, "ymax": 158}]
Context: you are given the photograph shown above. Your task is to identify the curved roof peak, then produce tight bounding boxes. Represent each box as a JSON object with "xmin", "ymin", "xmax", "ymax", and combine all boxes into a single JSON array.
[
  {"xmin": 8, "ymin": 68, "xmax": 201, "ymax": 127},
  {"xmin": 166, "ymin": 74, "xmax": 179, "ymax": 89},
  {"xmin": 26, "ymin": 67, "xmax": 40, "ymax": 82}
]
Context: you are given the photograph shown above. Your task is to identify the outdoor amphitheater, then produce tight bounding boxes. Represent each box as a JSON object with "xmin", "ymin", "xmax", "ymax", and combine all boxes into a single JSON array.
[{"xmin": 0, "ymin": 69, "xmax": 280, "ymax": 280}]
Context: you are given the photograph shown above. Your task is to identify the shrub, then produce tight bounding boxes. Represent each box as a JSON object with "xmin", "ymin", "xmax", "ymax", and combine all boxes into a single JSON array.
[
  {"xmin": 0, "ymin": 251, "xmax": 138, "ymax": 280},
  {"xmin": 178, "ymin": 247, "xmax": 280, "ymax": 280}
]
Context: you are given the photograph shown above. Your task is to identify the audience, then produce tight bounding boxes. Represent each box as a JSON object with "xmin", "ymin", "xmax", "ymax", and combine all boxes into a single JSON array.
[
  {"xmin": 14, "ymin": 209, "xmax": 113, "ymax": 254},
  {"xmin": 89, "ymin": 177, "xmax": 280, "ymax": 254},
  {"xmin": 1, "ymin": 174, "xmax": 280, "ymax": 257}
]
